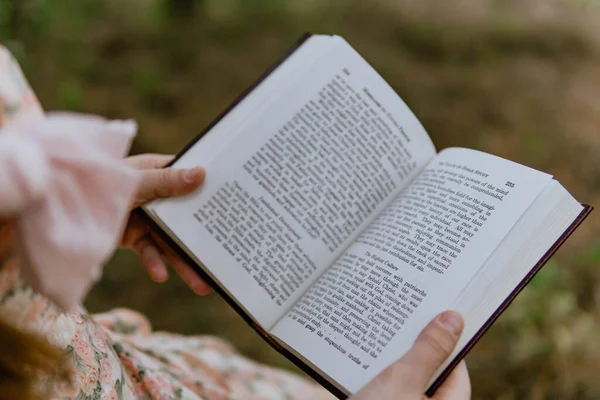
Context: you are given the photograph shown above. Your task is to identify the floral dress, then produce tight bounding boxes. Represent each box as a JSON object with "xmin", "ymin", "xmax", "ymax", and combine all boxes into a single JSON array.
[{"xmin": 0, "ymin": 46, "xmax": 333, "ymax": 400}]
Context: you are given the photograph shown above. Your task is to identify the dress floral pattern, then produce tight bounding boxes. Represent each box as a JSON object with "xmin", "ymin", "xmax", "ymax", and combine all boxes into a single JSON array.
[
  {"xmin": 0, "ymin": 259, "xmax": 332, "ymax": 400},
  {"xmin": 0, "ymin": 46, "xmax": 334, "ymax": 400}
]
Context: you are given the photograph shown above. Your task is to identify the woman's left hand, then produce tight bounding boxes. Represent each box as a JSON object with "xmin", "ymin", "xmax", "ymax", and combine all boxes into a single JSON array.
[{"xmin": 121, "ymin": 154, "xmax": 212, "ymax": 295}]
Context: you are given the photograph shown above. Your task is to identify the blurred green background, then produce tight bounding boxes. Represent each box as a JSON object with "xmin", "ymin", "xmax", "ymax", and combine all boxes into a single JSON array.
[{"xmin": 3, "ymin": 0, "xmax": 600, "ymax": 398}]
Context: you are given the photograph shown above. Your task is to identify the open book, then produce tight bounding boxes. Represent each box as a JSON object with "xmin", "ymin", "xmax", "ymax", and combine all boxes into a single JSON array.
[{"xmin": 140, "ymin": 34, "xmax": 592, "ymax": 398}]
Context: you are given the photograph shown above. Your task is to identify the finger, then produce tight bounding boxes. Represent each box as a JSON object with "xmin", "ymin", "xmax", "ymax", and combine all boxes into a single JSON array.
[
  {"xmin": 121, "ymin": 214, "xmax": 149, "ymax": 248},
  {"xmin": 124, "ymin": 154, "xmax": 175, "ymax": 170},
  {"xmin": 133, "ymin": 236, "xmax": 169, "ymax": 283},
  {"xmin": 399, "ymin": 311, "xmax": 464, "ymax": 391},
  {"xmin": 136, "ymin": 166, "xmax": 206, "ymax": 204},
  {"xmin": 151, "ymin": 232, "xmax": 212, "ymax": 295},
  {"xmin": 351, "ymin": 312, "xmax": 463, "ymax": 400},
  {"xmin": 166, "ymin": 251, "xmax": 212, "ymax": 296},
  {"xmin": 432, "ymin": 361, "xmax": 471, "ymax": 400}
]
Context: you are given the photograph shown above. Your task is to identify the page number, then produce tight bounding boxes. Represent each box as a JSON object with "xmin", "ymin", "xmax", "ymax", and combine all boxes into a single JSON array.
[
  {"xmin": 342, "ymin": 68, "xmax": 351, "ymax": 76},
  {"xmin": 505, "ymin": 181, "xmax": 515, "ymax": 188}
]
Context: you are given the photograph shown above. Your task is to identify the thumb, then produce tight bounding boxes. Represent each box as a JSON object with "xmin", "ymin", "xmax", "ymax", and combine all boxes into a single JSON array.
[
  {"xmin": 136, "ymin": 166, "xmax": 206, "ymax": 204},
  {"xmin": 399, "ymin": 311, "xmax": 464, "ymax": 392},
  {"xmin": 352, "ymin": 311, "xmax": 463, "ymax": 400}
]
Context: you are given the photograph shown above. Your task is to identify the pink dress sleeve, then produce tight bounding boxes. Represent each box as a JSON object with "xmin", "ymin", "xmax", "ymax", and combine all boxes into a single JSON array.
[
  {"xmin": 0, "ymin": 46, "xmax": 44, "ymax": 123},
  {"xmin": 0, "ymin": 47, "xmax": 49, "ymax": 216}
]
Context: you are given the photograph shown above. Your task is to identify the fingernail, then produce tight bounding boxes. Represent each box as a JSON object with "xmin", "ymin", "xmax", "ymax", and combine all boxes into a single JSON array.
[
  {"xmin": 153, "ymin": 267, "xmax": 168, "ymax": 283},
  {"xmin": 439, "ymin": 311, "xmax": 463, "ymax": 337},
  {"xmin": 184, "ymin": 167, "xmax": 205, "ymax": 183},
  {"xmin": 194, "ymin": 283, "xmax": 211, "ymax": 296}
]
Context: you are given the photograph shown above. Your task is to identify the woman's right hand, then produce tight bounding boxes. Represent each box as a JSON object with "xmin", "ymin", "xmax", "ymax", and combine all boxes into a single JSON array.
[{"xmin": 350, "ymin": 311, "xmax": 471, "ymax": 400}]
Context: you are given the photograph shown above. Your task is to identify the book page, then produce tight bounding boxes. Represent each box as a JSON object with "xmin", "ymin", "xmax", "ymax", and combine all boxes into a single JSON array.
[
  {"xmin": 430, "ymin": 181, "xmax": 583, "ymax": 388},
  {"xmin": 149, "ymin": 37, "xmax": 436, "ymax": 328},
  {"xmin": 271, "ymin": 147, "xmax": 553, "ymax": 393}
]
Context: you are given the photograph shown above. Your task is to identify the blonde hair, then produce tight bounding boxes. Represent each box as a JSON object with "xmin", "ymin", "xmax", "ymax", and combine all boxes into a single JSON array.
[
  {"xmin": 0, "ymin": 223, "xmax": 71, "ymax": 399},
  {"xmin": 0, "ymin": 318, "xmax": 70, "ymax": 400}
]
